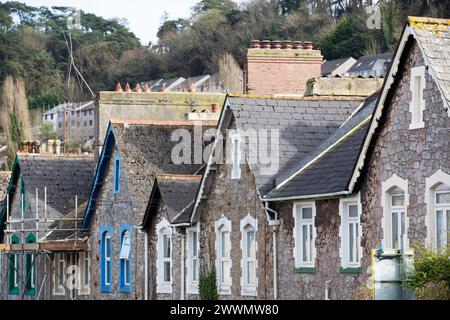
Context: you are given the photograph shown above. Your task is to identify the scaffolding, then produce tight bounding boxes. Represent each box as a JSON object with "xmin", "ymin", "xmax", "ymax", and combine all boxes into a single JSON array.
[{"xmin": 0, "ymin": 187, "xmax": 89, "ymax": 300}]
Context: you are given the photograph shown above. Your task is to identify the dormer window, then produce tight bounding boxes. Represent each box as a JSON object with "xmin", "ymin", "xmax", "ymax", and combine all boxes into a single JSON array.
[{"xmin": 409, "ymin": 66, "xmax": 426, "ymax": 129}]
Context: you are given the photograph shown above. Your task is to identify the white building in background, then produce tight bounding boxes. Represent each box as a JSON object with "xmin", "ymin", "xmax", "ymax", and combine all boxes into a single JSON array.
[
  {"xmin": 43, "ymin": 101, "xmax": 95, "ymax": 143},
  {"xmin": 346, "ymin": 53, "xmax": 393, "ymax": 78}
]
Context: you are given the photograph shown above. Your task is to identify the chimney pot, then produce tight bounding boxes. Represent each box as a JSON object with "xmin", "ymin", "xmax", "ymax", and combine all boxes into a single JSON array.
[
  {"xmin": 211, "ymin": 103, "xmax": 219, "ymax": 113},
  {"xmin": 124, "ymin": 83, "xmax": 132, "ymax": 92},
  {"xmin": 261, "ymin": 40, "xmax": 271, "ymax": 49},
  {"xmin": 250, "ymin": 40, "xmax": 260, "ymax": 48},
  {"xmin": 283, "ymin": 40, "xmax": 292, "ymax": 49},
  {"xmin": 115, "ymin": 82, "xmax": 123, "ymax": 92},
  {"xmin": 135, "ymin": 84, "xmax": 142, "ymax": 92},
  {"xmin": 303, "ymin": 41, "xmax": 313, "ymax": 50},
  {"xmin": 293, "ymin": 41, "xmax": 302, "ymax": 49},
  {"xmin": 143, "ymin": 83, "xmax": 151, "ymax": 92},
  {"xmin": 272, "ymin": 40, "xmax": 281, "ymax": 49}
]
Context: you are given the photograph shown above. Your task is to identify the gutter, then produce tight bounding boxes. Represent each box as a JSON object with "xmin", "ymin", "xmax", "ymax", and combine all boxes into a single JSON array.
[{"xmin": 264, "ymin": 190, "xmax": 351, "ymax": 203}]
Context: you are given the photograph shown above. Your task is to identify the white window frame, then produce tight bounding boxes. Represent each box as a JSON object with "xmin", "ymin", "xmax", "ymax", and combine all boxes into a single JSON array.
[
  {"xmin": 381, "ymin": 174, "xmax": 410, "ymax": 250},
  {"xmin": 293, "ymin": 202, "xmax": 316, "ymax": 268},
  {"xmin": 53, "ymin": 253, "xmax": 65, "ymax": 296},
  {"xmin": 120, "ymin": 230, "xmax": 131, "ymax": 287},
  {"xmin": 186, "ymin": 225, "xmax": 200, "ymax": 295},
  {"xmin": 434, "ymin": 189, "xmax": 450, "ymax": 249},
  {"xmin": 156, "ymin": 219, "xmax": 173, "ymax": 294},
  {"xmin": 409, "ymin": 65, "xmax": 426, "ymax": 130},
  {"xmin": 240, "ymin": 215, "xmax": 257, "ymax": 296},
  {"xmin": 230, "ymin": 134, "xmax": 241, "ymax": 180},
  {"xmin": 339, "ymin": 194, "xmax": 363, "ymax": 269},
  {"xmin": 13, "ymin": 253, "xmax": 19, "ymax": 288},
  {"xmin": 215, "ymin": 216, "xmax": 232, "ymax": 295},
  {"xmin": 425, "ymin": 170, "xmax": 450, "ymax": 248},
  {"xmin": 104, "ymin": 233, "xmax": 112, "ymax": 287},
  {"xmin": 78, "ymin": 251, "xmax": 90, "ymax": 295},
  {"xmin": 389, "ymin": 192, "xmax": 406, "ymax": 250}
]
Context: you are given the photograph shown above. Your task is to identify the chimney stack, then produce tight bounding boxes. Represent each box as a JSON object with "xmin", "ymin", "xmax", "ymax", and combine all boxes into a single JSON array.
[{"xmin": 245, "ymin": 39, "xmax": 323, "ymax": 95}]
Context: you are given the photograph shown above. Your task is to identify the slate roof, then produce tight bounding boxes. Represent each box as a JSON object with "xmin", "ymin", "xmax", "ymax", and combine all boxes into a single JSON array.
[
  {"xmin": 347, "ymin": 53, "xmax": 392, "ymax": 74},
  {"xmin": 265, "ymin": 94, "xmax": 378, "ymax": 200},
  {"xmin": 17, "ymin": 154, "xmax": 95, "ymax": 216},
  {"xmin": 82, "ymin": 120, "xmax": 215, "ymax": 229},
  {"xmin": 228, "ymin": 96, "xmax": 362, "ymax": 196},
  {"xmin": 321, "ymin": 57, "xmax": 354, "ymax": 76},
  {"xmin": 409, "ymin": 16, "xmax": 450, "ymax": 108},
  {"xmin": 142, "ymin": 175, "xmax": 201, "ymax": 228}
]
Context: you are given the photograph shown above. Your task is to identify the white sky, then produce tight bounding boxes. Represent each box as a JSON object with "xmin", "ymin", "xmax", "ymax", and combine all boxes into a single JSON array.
[{"xmin": 13, "ymin": 0, "xmax": 200, "ymax": 44}]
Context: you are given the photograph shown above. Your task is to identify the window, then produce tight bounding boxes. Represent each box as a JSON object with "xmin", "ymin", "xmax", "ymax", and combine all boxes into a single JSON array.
[
  {"xmin": 89, "ymin": 120, "xmax": 93, "ymax": 126},
  {"xmin": 100, "ymin": 226, "xmax": 113, "ymax": 293},
  {"xmin": 50, "ymin": 114, "xmax": 54, "ymax": 120},
  {"xmin": 78, "ymin": 251, "xmax": 90, "ymax": 295},
  {"xmin": 186, "ymin": 226, "xmax": 200, "ymax": 294},
  {"xmin": 409, "ymin": 66, "xmax": 426, "ymax": 129},
  {"xmin": 58, "ymin": 122, "xmax": 62, "ymax": 128},
  {"xmin": 84, "ymin": 121, "xmax": 87, "ymax": 127},
  {"xmin": 77, "ymin": 122, "xmax": 80, "ymax": 128},
  {"xmin": 389, "ymin": 188, "xmax": 406, "ymax": 250},
  {"xmin": 25, "ymin": 234, "xmax": 36, "ymax": 296},
  {"xmin": 340, "ymin": 196, "xmax": 362, "ymax": 269},
  {"xmin": 119, "ymin": 226, "xmax": 132, "ymax": 292},
  {"xmin": 156, "ymin": 219, "xmax": 172, "ymax": 294},
  {"xmin": 9, "ymin": 234, "xmax": 20, "ymax": 295},
  {"xmin": 215, "ymin": 217, "xmax": 232, "ymax": 295},
  {"xmin": 114, "ymin": 155, "xmax": 120, "ymax": 194},
  {"xmin": 435, "ymin": 185, "xmax": 450, "ymax": 249},
  {"xmin": 53, "ymin": 252, "xmax": 65, "ymax": 295},
  {"xmin": 240, "ymin": 215, "xmax": 257, "ymax": 296},
  {"xmin": 294, "ymin": 203, "xmax": 316, "ymax": 269},
  {"xmin": 231, "ymin": 134, "xmax": 241, "ymax": 180}
]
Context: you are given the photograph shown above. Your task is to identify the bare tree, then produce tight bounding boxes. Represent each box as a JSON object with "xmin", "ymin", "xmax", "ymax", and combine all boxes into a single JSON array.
[{"xmin": 218, "ymin": 53, "xmax": 243, "ymax": 94}]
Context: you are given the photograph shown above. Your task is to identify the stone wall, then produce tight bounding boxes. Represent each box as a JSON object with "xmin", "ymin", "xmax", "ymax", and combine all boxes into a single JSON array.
[
  {"xmin": 360, "ymin": 42, "xmax": 450, "ymax": 250},
  {"xmin": 199, "ymin": 159, "xmax": 273, "ymax": 300},
  {"xmin": 88, "ymin": 148, "xmax": 146, "ymax": 300},
  {"xmin": 305, "ymin": 77, "xmax": 384, "ymax": 97}
]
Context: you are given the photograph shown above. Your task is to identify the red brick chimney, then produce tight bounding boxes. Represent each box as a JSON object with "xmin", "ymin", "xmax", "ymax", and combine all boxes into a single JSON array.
[{"xmin": 245, "ymin": 40, "xmax": 323, "ymax": 95}]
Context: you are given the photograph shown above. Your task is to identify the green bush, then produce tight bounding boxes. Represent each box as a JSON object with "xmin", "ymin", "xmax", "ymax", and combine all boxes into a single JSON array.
[
  {"xmin": 199, "ymin": 267, "xmax": 218, "ymax": 300},
  {"xmin": 407, "ymin": 246, "xmax": 450, "ymax": 300}
]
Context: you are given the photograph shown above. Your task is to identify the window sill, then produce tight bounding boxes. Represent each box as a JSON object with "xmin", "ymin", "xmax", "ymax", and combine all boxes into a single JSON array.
[
  {"xmin": 9, "ymin": 288, "xmax": 19, "ymax": 296},
  {"xmin": 409, "ymin": 122, "xmax": 424, "ymax": 130},
  {"xmin": 100, "ymin": 286, "xmax": 112, "ymax": 293},
  {"xmin": 340, "ymin": 267, "xmax": 362, "ymax": 274},
  {"xmin": 294, "ymin": 267, "xmax": 316, "ymax": 274}
]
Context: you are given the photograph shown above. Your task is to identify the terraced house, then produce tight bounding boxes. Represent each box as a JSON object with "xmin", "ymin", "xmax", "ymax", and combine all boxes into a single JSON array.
[
  {"xmin": 0, "ymin": 153, "xmax": 95, "ymax": 300},
  {"xmin": 81, "ymin": 120, "xmax": 215, "ymax": 300}
]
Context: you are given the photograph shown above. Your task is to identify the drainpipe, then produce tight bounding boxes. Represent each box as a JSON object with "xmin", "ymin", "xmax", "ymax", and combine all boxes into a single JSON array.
[
  {"xmin": 144, "ymin": 231, "xmax": 149, "ymax": 300},
  {"xmin": 180, "ymin": 231, "xmax": 185, "ymax": 300},
  {"xmin": 264, "ymin": 201, "xmax": 280, "ymax": 300}
]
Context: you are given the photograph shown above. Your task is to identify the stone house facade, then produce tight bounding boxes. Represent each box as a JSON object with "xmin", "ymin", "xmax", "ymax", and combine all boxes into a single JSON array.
[{"xmin": 83, "ymin": 120, "xmax": 215, "ymax": 300}]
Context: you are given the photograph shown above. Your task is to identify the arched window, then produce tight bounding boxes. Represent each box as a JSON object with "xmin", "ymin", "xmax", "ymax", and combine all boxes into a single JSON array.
[
  {"xmin": 381, "ymin": 175, "xmax": 409, "ymax": 250},
  {"xmin": 25, "ymin": 233, "xmax": 36, "ymax": 296},
  {"xmin": 156, "ymin": 219, "xmax": 172, "ymax": 294},
  {"xmin": 215, "ymin": 217, "xmax": 232, "ymax": 295},
  {"xmin": 100, "ymin": 225, "xmax": 113, "ymax": 293},
  {"xmin": 9, "ymin": 234, "xmax": 20, "ymax": 295},
  {"xmin": 425, "ymin": 170, "xmax": 450, "ymax": 249},
  {"xmin": 240, "ymin": 215, "xmax": 257, "ymax": 296},
  {"xmin": 119, "ymin": 224, "xmax": 132, "ymax": 293},
  {"xmin": 434, "ymin": 184, "xmax": 450, "ymax": 248}
]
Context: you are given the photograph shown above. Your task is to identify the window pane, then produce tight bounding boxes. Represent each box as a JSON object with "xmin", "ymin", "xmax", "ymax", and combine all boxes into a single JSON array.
[
  {"xmin": 221, "ymin": 232, "xmax": 230, "ymax": 258},
  {"xmin": 164, "ymin": 261, "xmax": 171, "ymax": 282},
  {"xmin": 84, "ymin": 254, "xmax": 89, "ymax": 286},
  {"xmin": 309, "ymin": 224, "xmax": 313, "ymax": 262},
  {"xmin": 247, "ymin": 230, "xmax": 255, "ymax": 258},
  {"xmin": 436, "ymin": 210, "xmax": 444, "ymax": 248},
  {"xmin": 302, "ymin": 224, "xmax": 308, "ymax": 261},
  {"xmin": 105, "ymin": 237, "xmax": 111, "ymax": 258},
  {"xmin": 193, "ymin": 259, "xmax": 198, "ymax": 281},
  {"xmin": 120, "ymin": 232, "xmax": 131, "ymax": 259},
  {"xmin": 163, "ymin": 235, "xmax": 171, "ymax": 258},
  {"xmin": 356, "ymin": 223, "xmax": 359, "ymax": 262},
  {"xmin": 391, "ymin": 195, "xmax": 404, "ymax": 207},
  {"xmin": 447, "ymin": 210, "xmax": 450, "ymax": 247},
  {"xmin": 349, "ymin": 223, "xmax": 354, "ymax": 262},
  {"xmin": 392, "ymin": 212, "xmax": 399, "ymax": 248},
  {"xmin": 247, "ymin": 261, "xmax": 256, "ymax": 285},
  {"xmin": 302, "ymin": 207, "xmax": 312, "ymax": 220},
  {"xmin": 349, "ymin": 205, "xmax": 358, "ymax": 218},
  {"xmin": 436, "ymin": 192, "xmax": 450, "ymax": 204},
  {"xmin": 106, "ymin": 260, "xmax": 111, "ymax": 284},
  {"xmin": 125, "ymin": 259, "xmax": 131, "ymax": 285},
  {"xmin": 192, "ymin": 231, "xmax": 198, "ymax": 257},
  {"xmin": 221, "ymin": 261, "xmax": 231, "ymax": 284}
]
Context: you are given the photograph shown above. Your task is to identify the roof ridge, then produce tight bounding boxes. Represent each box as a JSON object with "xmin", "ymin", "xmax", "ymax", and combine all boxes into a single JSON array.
[
  {"xmin": 110, "ymin": 119, "xmax": 218, "ymax": 126},
  {"xmin": 228, "ymin": 94, "xmax": 366, "ymax": 101},
  {"xmin": 17, "ymin": 153, "xmax": 94, "ymax": 159},
  {"xmin": 408, "ymin": 16, "xmax": 450, "ymax": 26},
  {"xmin": 157, "ymin": 174, "xmax": 202, "ymax": 182}
]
